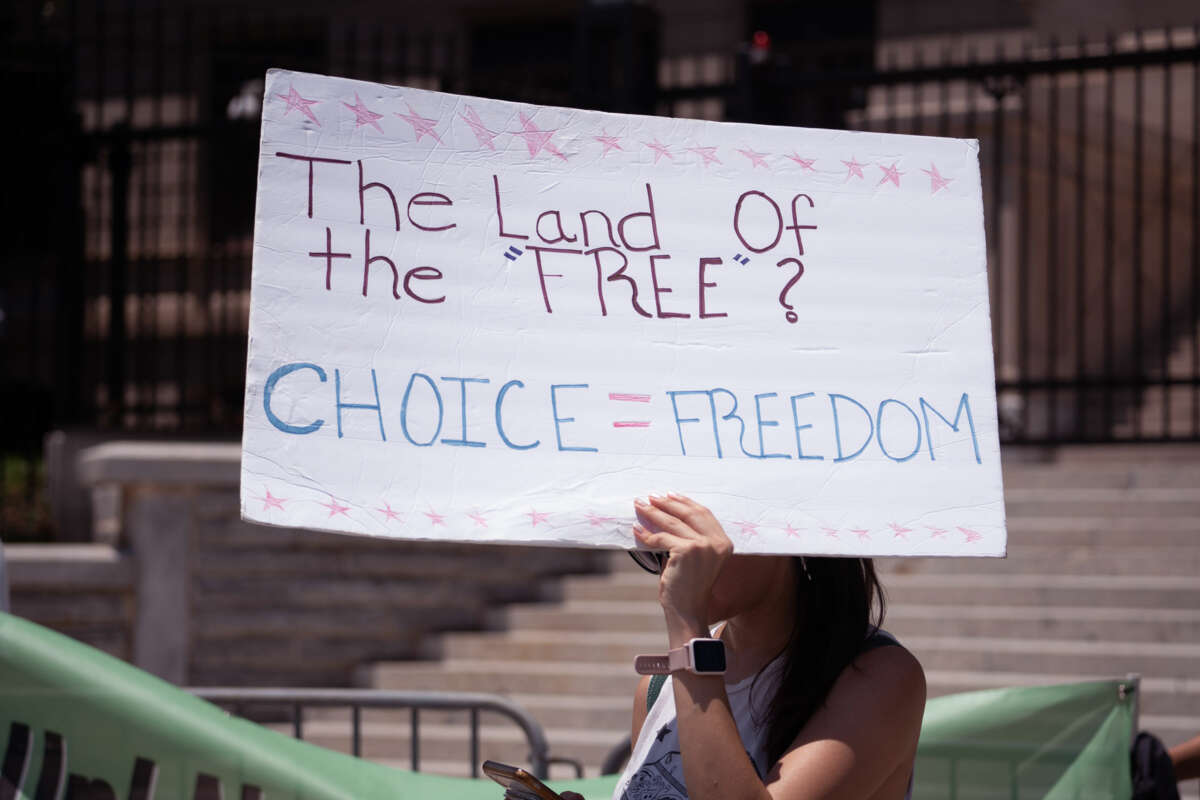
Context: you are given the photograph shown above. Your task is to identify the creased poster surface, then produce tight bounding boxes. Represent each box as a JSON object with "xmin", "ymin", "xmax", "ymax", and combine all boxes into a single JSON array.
[{"xmin": 241, "ymin": 68, "xmax": 1005, "ymax": 557}]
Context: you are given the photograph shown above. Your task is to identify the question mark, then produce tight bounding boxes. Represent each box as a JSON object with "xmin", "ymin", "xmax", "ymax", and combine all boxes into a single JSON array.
[{"xmin": 776, "ymin": 257, "xmax": 804, "ymax": 323}]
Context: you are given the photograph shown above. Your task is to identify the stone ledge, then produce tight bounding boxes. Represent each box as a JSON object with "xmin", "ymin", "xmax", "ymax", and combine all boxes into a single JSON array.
[
  {"xmin": 6, "ymin": 544, "xmax": 135, "ymax": 590},
  {"xmin": 78, "ymin": 441, "xmax": 241, "ymax": 488}
]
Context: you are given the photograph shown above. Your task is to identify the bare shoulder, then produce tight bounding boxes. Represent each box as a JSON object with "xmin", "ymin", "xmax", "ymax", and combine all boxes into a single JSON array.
[
  {"xmin": 766, "ymin": 644, "xmax": 926, "ymax": 797},
  {"xmin": 845, "ymin": 643, "xmax": 926, "ymax": 706},
  {"xmin": 631, "ymin": 674, "xmax": 653, "ymax": 745}
]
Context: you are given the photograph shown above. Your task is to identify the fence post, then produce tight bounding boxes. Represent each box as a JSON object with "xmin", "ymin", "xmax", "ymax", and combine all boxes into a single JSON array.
[{"xmin": 106, "ymin": 127, "xmax": 131, "ymax": 424}]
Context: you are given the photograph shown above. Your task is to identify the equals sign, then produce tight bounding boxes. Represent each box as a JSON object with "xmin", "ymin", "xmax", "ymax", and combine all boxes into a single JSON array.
[
  {"xmin": 610, "ymin": 392, "xmax": 651, "ymax": 428},
  {"xmin": 504, "ymin": 246, "xmax": 524, "ymax": 261}
]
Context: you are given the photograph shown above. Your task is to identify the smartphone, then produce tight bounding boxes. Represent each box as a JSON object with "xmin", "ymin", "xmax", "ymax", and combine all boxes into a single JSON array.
[{"xmin": 481, "ymin": 760, "xmax": 562, "ymax": 800}]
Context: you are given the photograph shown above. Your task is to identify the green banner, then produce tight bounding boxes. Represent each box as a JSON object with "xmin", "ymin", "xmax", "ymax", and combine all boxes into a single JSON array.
[{"xmin": 0, "ymin": 613, "xmax": 1132, "ymax": 799}]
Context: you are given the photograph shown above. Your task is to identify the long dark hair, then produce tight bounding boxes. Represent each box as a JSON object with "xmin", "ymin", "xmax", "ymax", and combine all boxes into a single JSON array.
[{"xmin": 758, "ymin": 557, "xmax": 886, "ymax": 767}]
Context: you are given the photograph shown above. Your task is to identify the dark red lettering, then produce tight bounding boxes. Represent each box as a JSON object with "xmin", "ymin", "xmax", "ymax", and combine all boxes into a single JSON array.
[
  {"xmin": 527, "ymin": 246, "xmax": 581, "ymax": 313},
  {"xmin": 536, "ymin": 210, "xmax": 578, "ymax": 244},
  {"xmin": 404, "ymin": 266, "xmax": 445, "ymax": 304},
  {"xmin": 362, "ymin": 228, "xmax": 401, "ymax": 299},
  {"xmin": 358, "ymin": 160, "xmax": 400, "ymax": 231},
  {"xmin": 786, "ymin": 193, "xmax": 817, "ymax": 256},
  {"xmin": 617, "ymin": 184, "xmax": 661, "ymax": 252},
  {"xmin": 309, "ymin": 227, "xmax": 352, "ymax": 291},
  {"xmin": 275, "ymin": 152, "xmax": 352, "ymax": 218},
  {"xmin": 698, "ymin": 257, "xmax": 726, "ymax": 319},
  {"xmin": 733, "ymin": 190, "xmax": 783, "ymax": 253},
  {"xmin": 408, "ymin": 192, "xmax": 456, "ymax": 232},
  {"xmin": 649, "ymin": 254, "xmax": 690, "ymax": 319},
  {"xmin": 579, "ymin": 209, "xmax": 618, "ymax": 248},
  {"xmin": 590, "ymin": 247, "xmax": 652, "ymax": 318},
  {"xmin": 493, "ymin": 174, "xmax": 528, "ymax": 240}
]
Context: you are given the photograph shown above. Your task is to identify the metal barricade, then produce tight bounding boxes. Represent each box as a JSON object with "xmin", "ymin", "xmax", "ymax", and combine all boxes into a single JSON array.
[{"xmin": 189, "ymin": 687, "xmax": 552, "ymax": 779}]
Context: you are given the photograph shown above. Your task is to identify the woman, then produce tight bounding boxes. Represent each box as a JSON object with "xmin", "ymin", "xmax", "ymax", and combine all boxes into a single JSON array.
[{"xmin": 607, "ymin": 493, "xmax": 925, "ymax": 800}]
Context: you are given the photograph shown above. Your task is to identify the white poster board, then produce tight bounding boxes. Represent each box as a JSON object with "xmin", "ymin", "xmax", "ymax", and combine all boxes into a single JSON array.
[{"xmin": 241, "ymin": 68, "xmax": 1006, "ymax": 557}]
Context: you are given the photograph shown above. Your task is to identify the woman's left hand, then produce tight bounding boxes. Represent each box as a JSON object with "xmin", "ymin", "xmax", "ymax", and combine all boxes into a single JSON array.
[{"xmin": 633, "ymin": 494, "xmax": 733, "ymax": 637}]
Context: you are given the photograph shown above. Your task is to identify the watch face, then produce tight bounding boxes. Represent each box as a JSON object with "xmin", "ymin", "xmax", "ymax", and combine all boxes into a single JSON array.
[{"xmin": 691, "ymin": 639, "xmax": 726, "ymax": 673}]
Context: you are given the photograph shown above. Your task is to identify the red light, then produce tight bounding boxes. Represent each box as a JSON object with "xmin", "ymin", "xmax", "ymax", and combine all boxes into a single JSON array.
[{"xmin": 752, "ymin": 30, "xmax": 770, "ymax": 50}]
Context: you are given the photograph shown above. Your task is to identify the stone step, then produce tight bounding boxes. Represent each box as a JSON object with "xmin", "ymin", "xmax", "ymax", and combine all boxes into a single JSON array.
[
  {"xmin": 559, "ymin": 572, "xmax": 1200, "ymax": 609},
  {"xmin": 366, "ymin": 645, "xmax": 1199, "ymax": 702},
  {"xmin": 348, "ymin": 667, "xmax": 1200, "ymax": 731},
  {"xmin": 901, "ymin": 635, "xmax": 1200, "ymax": 676},
  {"xmin": 1000, "ymin": 463, "xmax": 1200, "ymax": 489},
  {"xmin": 191, "ymin": 576, "xmax": 522, "ymax": 611},
  {"xmin": 194, "ymin": 606, "xmax": 485, "ymax": 640},
  {"xmin": 445, "ymin": 606, "xmax": 1200, "ymax": 662}
]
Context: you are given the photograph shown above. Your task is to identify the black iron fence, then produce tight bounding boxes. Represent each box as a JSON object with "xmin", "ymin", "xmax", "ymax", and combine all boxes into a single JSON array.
[{"xmin": 2, "ymin": 1, "xmax": 1199, "ymax": 538}]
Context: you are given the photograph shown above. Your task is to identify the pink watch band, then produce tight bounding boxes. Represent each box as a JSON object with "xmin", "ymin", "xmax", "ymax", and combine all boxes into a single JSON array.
[{"xmin": 633, "ymin": 645, "xmax": 690, "ymax": 675}]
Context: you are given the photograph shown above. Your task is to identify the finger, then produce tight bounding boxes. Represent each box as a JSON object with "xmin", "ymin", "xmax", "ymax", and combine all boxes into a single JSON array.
[
  {"xmin": 646, "ymin": 493, "xmax": 694, "ymax": 519},
  {"xmin": 634, "ymin": 522, "xmax": 682, "ymax": 552},
  {"xmin": 635, "ymin": 499, "xmax": 701, "ymax": 539}
]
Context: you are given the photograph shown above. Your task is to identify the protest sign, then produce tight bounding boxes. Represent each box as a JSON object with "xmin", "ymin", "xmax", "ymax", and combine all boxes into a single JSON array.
[{"xmin": 241, "ymin": 68, "xmax": 1005, "ymax": 556}]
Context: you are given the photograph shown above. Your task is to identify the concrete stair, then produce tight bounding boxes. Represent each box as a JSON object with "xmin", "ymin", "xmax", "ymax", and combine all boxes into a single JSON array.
[{"xmin": 329, "ymin": 447, "xmax": 1200, "ymax": 791}]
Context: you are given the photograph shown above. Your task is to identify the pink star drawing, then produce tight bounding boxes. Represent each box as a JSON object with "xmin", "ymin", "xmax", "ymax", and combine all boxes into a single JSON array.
[
  {"xmin": 319, "ymin": 497, "xmax": 351, "ymax": 518},
  {"xmin": 737, "ymin": 148, "xmax": 770, "ymax": 169},
  {"xmin": 376, "ymin": 502, "xmax": 403, "ymax": 523},
  {"xmin": 460, "ymin": 105, "xmax": 498, "ymax": 150},
  {"xmin": 822, "ymin": 527, "xmax": 840, "ymax": 539},
  {"xmin": 787, "ymin": 153, "xmax": 816, "ymax": 171},
  {"xmin": 687, "ymin": 146, "xmax": 721, "ymax": 167},
  {"xmin": 276, "ymin": 85, "xmax": 320, "ymax": 124},
  {"xmin": 921, "ymin": 162, "xmax": 953, "ymax": 194},
  {"xmin": 595, "ymin": 131, "xmax": 623, "ymax": 157},
  {"xmin": 782, "ymin": 523, "xmax": 801, "ymax": 538},
  {"xmin": 643, "ymin": 139, "xmax": 673, "ymax": 164},
  {"xmin": 584, "ymin": 511, "xmax": 616, "ymax": 526},
  {"xmin": 425, "ymin": 510, "xmax": 446, "ymax": 527},
  {"xmin": 850, "ymin": 528, "xmax": 872, "ymax": 541},
  {"xmin": 959, "ymin": 526, "xmax": 983, "ymax": 544},
  {"xmin": 528, "ymin": 509, "xmax": 551, "ymax": 527},
  {"xmin": 888, "ymin": 523, "xmax": 912, "ymax": 539},
  {"xmin": 467, "ymin": 511, "xmax": 489, "ymax": 528},
  {"xmin": 926, "ymin": 526, "xmax": 948, "ymax": 538},
  {"xmin": 842, "ymin": 157, "xmax": 865, "ymax": 181},
  {"xmin": 732, "ymin": 520, "xmax": 759, "ymax": 538},
  {"xmin": 343, "ymin": 92, "xmax": 384, "ymax": 132},
  {"xmin": 258, "ymin": 488, "xmax": 286, "ymax": 511},
  {"xmin": 878, "ymin": 162, "xmax": 903, "ymax": 187},
  {"xmin": 511, "ymin": 112, "xmax": 567, "ymax": 161},
  {"xmin": 394, "ymin": 101, "xmax": 442, "ymax": 144}
]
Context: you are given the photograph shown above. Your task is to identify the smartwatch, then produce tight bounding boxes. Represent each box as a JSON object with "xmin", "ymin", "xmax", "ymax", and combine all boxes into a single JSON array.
[{"xmin": 634, "ymin": 638, "xmax": 726, "ymax": 675}]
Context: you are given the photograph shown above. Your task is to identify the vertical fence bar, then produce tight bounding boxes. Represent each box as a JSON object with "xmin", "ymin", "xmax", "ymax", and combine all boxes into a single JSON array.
[
  {"xmin": 410, "ymin": 708, "xmax": 420, "ymax": 771},
  {"xmin": 989, "ymin": 41, "xmax": 1007, "ymax": 424},
  {"xmin": 1160, "ymin": 38, "xmax": 1173, "ymax": 436},
  {"xmin": 1104, "ymin": 34, "xmax": 1116, "ymax": 435},
  {"xmin": 1132, "ymin": 31, "xmax": 1144, "ymax": 438},
  {"xmin": 175, "ymin": 3, "xmax": 192, "ymax": 428},
  {"xmin": 351, "ymin": 705, "xmax": 362, "ymax": 757},
  {"xmin": 1046, "ymin": 38, "xmax": 1060, "ymax": 439},
  {"xmin": 1193, "ymin": 25, "xmax": 1200, "ymax": 436},
  {"xmin": 1019, "ymin": 38, "xmax": 1032, "ymax": 437},
  {"xmin": 107, "ymin": 129, "xmax": 130, "ymax": 427},
  {"xmin": 292, "ymin": 703, "xmax": 303, "ymax": 739},
  {"xmin": 1075, "ymin": 35, "xmax": 1088, "ymax": 438},
  {"xmin": 470, "ymin": 708, "xmax": 480, "ymax": 778}
]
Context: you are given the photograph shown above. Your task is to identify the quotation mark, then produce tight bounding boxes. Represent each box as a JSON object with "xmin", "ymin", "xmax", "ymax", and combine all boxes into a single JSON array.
[
  {"xmin": 503, "ymin": 246, "xmax": 524, "ymax": 261},
  {"xmin": 732, "ymin": 253, "xmax": 750, "ymax": 265}
]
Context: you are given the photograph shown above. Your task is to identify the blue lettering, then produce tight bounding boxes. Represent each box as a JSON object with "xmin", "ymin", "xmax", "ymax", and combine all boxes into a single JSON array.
[
  {"xmin": 335, "ymin": 368, "xmax": 386, "ymax": 441},
  {"xmin": 667, "ymin": 390, "xmax": 707, "ymax": 455},
  {"xmin": 495, "ymin": 380, "xmax": 539, "ymax": 450},
  {"xmin": 439, "ymin": 377, "xmax": 489, "ymax": 448},
  {"xmin": 550, "ymin": 384, "xmax": 598, "ymax": 453},
  {"xmin": 830, "ymin": 393, "xmax": 874, "ymax": 462},
  {"xmin": 400, "ymin": 373, "xmax": 443, "ymax": 446},
  {"xmin": 919, "ymin": 393, "xmax": 981, "ymax": 463},
  {"xmin": 709, "ymin": 388, "xmax": 753, "ymax": 458},
  {"xmin": 753, "ymin": 392, "xmax": 790, "ymax": 459},
  {"xmin": 876, "ymin": 398, "xmax": 922, "ymax": 463},
  {"xmin": 788, "ymin": 392, "xmax": 824, "ymax": 461},
  {"xmin": 263, "ymin": 362, "xmax": 327, "ymax": 435}
]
